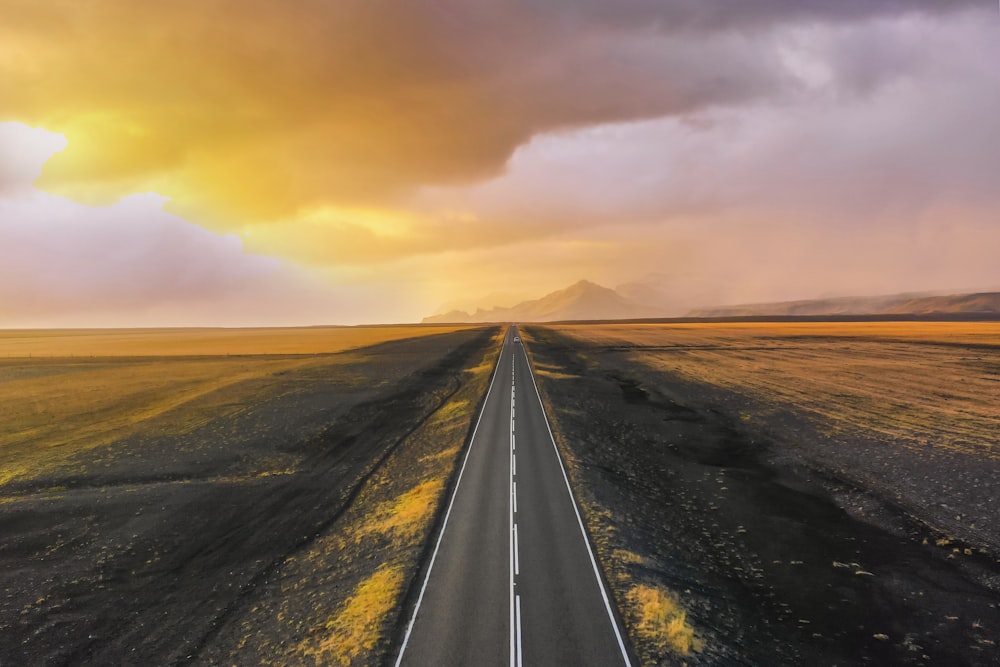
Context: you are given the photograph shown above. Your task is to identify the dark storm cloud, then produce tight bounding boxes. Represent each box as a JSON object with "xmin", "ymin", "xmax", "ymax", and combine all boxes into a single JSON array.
[
  {"xmin": 539, "ymin": 0, "xmax": 982, "ymax": 31},
  {"xmin": 2, "ymin": 0, "xmax": 980, "ymax": 224}
]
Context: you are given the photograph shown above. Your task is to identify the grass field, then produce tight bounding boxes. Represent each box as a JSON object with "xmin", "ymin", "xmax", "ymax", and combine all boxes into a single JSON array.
[
  {"xmin": 0, "ymin": 325, "xmax": 471, "ymax": 487},
  {"xmin": 524, "ymin": 322, "xmax": 1000, "ymax": 666},
  {"xmin": 556, "ymin": 322, "xmax": 1000, "ymax": 457},
  {"xmin": 0, "ymin": 324, "xmax": 473, "ymax": 357},
  {"xmin": 0, "ymin": 325, "xmax": 499, "ymax": 666}
]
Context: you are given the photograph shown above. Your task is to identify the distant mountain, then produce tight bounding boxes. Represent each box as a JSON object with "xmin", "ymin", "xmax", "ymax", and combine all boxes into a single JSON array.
[
  {"xmin": 426, "ymin": 285, "xmax": 1000, "ymax": 323},
  {"xmin": 422, "ymin": 280, "xmax": 659, "ymax": 323},
  {"xmin": 884, "ymin": 292, "xmax": 1000, "ymax": 315},
  {"xmin": 688, "ymin": 292, "xmax": 1000, "ymax": 317},
  {"xmin": 433, "ymin": 290, "xmax": 528, "ymax": 316}
]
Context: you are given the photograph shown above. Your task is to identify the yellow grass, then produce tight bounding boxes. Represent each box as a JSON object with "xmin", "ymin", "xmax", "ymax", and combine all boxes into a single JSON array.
[
  {"xmin": 356, "ymin": 478, "xmax": 444, "ymax": 544},
  {"xmin": 286, "ymin": 376, "xmax": 496, "ymax": 663},
  {"xmin": 626, "ymin": 584, "xmax": 702, "ymax": 656},
  {"xmin": 553, "ymin": 322, "xmax": 1000, "ymax": 457},
  {"xmin": 0, "ymin": 324, "xmax": 474, "ymax": 357},
  {"xmin": 464, "ymin": 360, "xmax": 495, "ymax": 376},
  {"xmin": 0, "ymin": 325, "xmax": 482, "ymax": 485},
  {"xmin": 534, "ymin": 368, "xmax": 579, "ymax": 381},
  {"xmin": 557, "ymin": 321, "xmax": 1000, "ymax": 347},
  {"xmin": 316, "ymin": 563, "xmax": 405, "ymax": 665},
  {"xmin": 428, "ymin": 399, "xmax": 471, "ymax": 425},
  {"xmin": 0, "ymin": 356, "xmax": 325, "ymax": 484},
  {"xmin": 614, "ymin": 549, "xmax": 646, "ymax": 566}
]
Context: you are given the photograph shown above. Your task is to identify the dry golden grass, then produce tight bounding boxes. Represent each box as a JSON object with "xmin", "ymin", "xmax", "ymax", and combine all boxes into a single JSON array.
[
  {"xmin": 427, "ymin": 398, "xmax": 471, "ymax": 425},
  {"xmin": 316, "ymin": 563, "xmax": 405, "ymax": 666},
  {"xmin": 557, "ymin": 321, "xmax": 1000, "ymax": 347},
  {"xmin": 626, "ymin": 584, "xmax": 703, "ymax": 656},
  {"xmin": 0, "ymin": 324, "xmax": 473, "ymax": 358},
  {"xmin": 554, "ymin": 322, "xmax": 1000, "ymax": 457},
  {"xmin": 356, "ymin": 478, "xmax": 445, "ymax": 544},
  {"xmin": 0, "ymin": 325, "xmax": 482, "ymax": 485},
  {"xmin": 522, "ymin": 332, "xmax": 704, "ymax": 661},
  {"xmin": 306, "ymin": 477, "xmax": 447, "ymax": 663},
  {"xmin": 533, "ymin": 367, "xmax": 579, "ymax": 381},
  {"xmin": 0, "ymin": 356, "xmax": 324, "ymax": 484},
  {"xmin": 261, "ymin": 330, "xmax": 505, "ymax": 665}
]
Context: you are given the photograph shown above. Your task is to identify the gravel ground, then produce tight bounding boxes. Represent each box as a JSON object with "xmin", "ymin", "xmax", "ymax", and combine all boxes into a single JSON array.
[
  {"xmin": 524, "ymin": 325, "xmax": 1000, "ymax": 666},
  {"xmin": 0, "ymin": 328, "xmax": 498, "ymax": 666}
]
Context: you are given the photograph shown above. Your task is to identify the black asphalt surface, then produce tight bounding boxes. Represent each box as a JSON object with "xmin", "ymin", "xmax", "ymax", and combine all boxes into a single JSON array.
[{"xmin": 396, "ymin": 327, "xmax": 631, "ymax": 666}]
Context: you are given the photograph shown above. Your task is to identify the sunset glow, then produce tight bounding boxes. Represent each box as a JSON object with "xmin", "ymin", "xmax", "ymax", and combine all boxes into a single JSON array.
[{"xmin": 2, "ymin": 1, "xmax": 998, "ymax": 325}]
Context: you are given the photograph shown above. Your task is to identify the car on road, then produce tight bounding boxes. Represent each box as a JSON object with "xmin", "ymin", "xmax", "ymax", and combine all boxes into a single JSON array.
[{"xmin": 513, "ymin": 336, "xmax": 520, "ymax": 342}]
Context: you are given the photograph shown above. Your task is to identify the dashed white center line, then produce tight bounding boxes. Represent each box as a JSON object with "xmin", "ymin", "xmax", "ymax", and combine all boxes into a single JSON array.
[
  {"xmin": 509, "ymin": 342, "xmax": 517, "ymax": 667},
  {"xmin": 512, "ymin": 453, "xmax": 517, "ymax": 476},
  {"xmin": 394, "ymin": 331, "xmax": 505, "ymax": 667},
  {"xmin": 513, "ymin": 523, "xmax": 520, "ymax": 575},
  {"xmin": 513, "ymin": 481, "xmax": 517, "ymax": 514}
]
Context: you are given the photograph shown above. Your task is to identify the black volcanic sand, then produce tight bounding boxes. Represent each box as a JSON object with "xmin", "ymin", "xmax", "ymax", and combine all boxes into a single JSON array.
[
  {"xmin": 0, "ymin": 328, "xmax": 498, "ymax": 666},
  {"xmin": 524, "ymin": 326, "xmax": 999, "ymax": 666}
]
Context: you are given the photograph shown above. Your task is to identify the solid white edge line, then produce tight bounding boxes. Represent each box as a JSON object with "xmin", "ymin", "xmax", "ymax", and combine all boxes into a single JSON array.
[
  {"xmin": 519, "ymin": 338, "xmax": 634, "ymax": 667},
  {"xmin": 394, "ymin": 328, "xmax": 508, "ymax": 667},
  {"xmin": 515, "ymin": 594, "xmax": 523, "ymax": 667}
]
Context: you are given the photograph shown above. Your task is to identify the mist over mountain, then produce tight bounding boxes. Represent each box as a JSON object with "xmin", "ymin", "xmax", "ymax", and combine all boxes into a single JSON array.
[
  {"xmin": 688, "ymin": 292, "xmax": 1000, "ymax": 317},
  {"xmin": 425, "ymin": 280, "xmax": 1000, "ymax": 324},
  {"xmin": 422, "ymin": 280, "xmax": 659, "ymax": 323}
]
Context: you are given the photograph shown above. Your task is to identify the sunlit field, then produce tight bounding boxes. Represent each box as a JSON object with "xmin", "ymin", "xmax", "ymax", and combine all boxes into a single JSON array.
[
  {"xmin": 524, "ymin": 322, "xmax": 1000, "ymax": 665},
  {"xmin": 0, "ymin": 325, "xmax": 501, "ymax": 665},
  {"xmin": 0, "ymin": 325, "xmax": 473, "ymax": 486},
  {"xmin": 555, "ymin": 322, "xmax": 1000, "ymax": 457},
  {"xmin": 0, "ymin": 324, "xmax": 474, "ymax": 357}
]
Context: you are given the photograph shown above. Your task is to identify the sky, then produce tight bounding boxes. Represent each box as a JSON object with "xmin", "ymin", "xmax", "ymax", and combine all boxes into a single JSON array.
[{"xmin": 2, "ymin": 1, "xmax": 998, "ymax": 326}]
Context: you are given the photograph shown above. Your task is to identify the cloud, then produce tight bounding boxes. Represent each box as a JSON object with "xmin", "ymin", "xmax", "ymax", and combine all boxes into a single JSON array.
[
  {"xmin": 402, "ymin": 12, "xmax": 1000, "ymax": 311},
  {"xmin": 420, "ymin": 12, "xmax": 999, "ymax": 217},
  {"xmin": 1, "ymin": 0, "xmax": 979, "ymax": 228},
  {"xmin": 2, "ymin": 3, "xmax": 997, "ymax": 323},
  {"xmin": 0, "ymin": 124, "xmax": 394, "ymax": 326},
  {"xmin": 0, "ymin": 123, "xmax": 66, "ymax": 195}
]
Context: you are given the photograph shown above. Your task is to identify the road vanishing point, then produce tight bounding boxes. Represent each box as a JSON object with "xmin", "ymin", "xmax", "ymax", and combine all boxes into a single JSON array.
[{"xmin": 396, "ymin": 327, "xmax": 632, "ymax": 666}]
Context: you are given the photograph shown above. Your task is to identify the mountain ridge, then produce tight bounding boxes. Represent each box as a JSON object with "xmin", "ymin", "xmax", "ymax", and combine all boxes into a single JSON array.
[
  {"xmin": 423, "ymin": 282, "xmax": 1000, "ymax": 323},
  {"xmin": 422, "ymin": 280, "xmax": 658, "ymax": 323},
  {"xmin": 688, "ymin": 292, "xmax": 1000, "ymax": 318}
]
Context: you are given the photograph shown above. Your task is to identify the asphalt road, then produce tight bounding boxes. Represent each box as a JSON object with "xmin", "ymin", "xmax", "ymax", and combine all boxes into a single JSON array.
[{"xmin": 396, "ymin": 327, "xmax": 632, "ymax": 666}]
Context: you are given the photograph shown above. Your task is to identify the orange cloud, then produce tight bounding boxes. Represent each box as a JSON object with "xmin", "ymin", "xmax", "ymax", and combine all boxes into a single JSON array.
[
  {"xmin": 3, "ymin": 1, "xmax": 980, "ymax": 229},
  {"xmin": 2, "ymin": 2, "xmax": 997, "ymax": 326},
  {"xmin": 2, "ymin": 0, "xmax": 793, "ymax": 226}
]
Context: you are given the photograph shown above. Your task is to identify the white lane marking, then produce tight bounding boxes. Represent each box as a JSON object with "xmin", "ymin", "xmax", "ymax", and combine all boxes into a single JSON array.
[
  {"xmin": 520, "ymin": 341, "xmax": 634, "ymax": 666},
  {"xmin": 509, "ymin": 352, "xmax": 516, "ymax": 667},
  {"xmin": 513, "ymin": 523, "xmax": 520, "ymax": 575},
  {"xmin": 515, "ymin": 594, "xmax": 523, "ymax": 667},
  {"xmin": 513, "ymin": 481, "xmax": 518, "ymax": 513},
  {"xmin": 394, "ymin": 333, "xmax": 506, "ymax": 667},
  {"xmin": 512, "ymin": 453, "xmax": 517, "ymax": 477}
]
